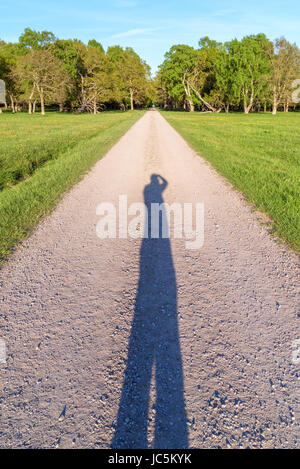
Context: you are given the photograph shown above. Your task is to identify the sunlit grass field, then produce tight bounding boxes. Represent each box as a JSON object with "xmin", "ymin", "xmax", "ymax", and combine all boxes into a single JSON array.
[
  {"xmin": 0, "ymin": 111, "xmax": 144, "ymax": 263},
  {"xmin": 0, "ymin": 111, "xmax": 137, "ymax": 190},
  {"xmin": 161, "ymin": 111, "xmax": 300, "ymax": 252}
]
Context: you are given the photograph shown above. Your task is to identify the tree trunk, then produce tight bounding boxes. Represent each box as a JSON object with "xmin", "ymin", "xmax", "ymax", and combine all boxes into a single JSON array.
[
  {"xmin": 59, "ymin": 103, "xmax": 64, "ymax": 112},
  {"xmin": 243, "ymin": 82, "xmax": 254, "ymax": 114},
  {"xmin": 33, "ymin": 100, "xmax": 36, "ymax": 113},
  {"xmin": 28, "ymin": 86, "xmax": 35, "ymax": 114},
  {"xmin": 186, "ymin": 83, "xmax": 194, "ymax": 112},
  {"xmin": 163, "ymin": 95, "xmax": 167, "ymax": 109},
  {"xmin": 93, "ymin": 98, "xmax": 97, "ymax": 115},
  {"xmin": 244, "ymin": 95, "xmax": 253, "ymax": 114},
  {"xmin": 182, "ymin": 81, "xmax": 194, "ymax": 112},
  {"xmin": 40, "ymin": 92, "xmax": 45, "ymax": 115},
  {"xmin": 10, "ymin": 95, "xmax": 15, "ymax": 113},
  {"xmin": 244, "ymin": 103, "xmax": 252, "ymax": 114},
  {"xmin": 272, "ymin": 96, "xmax": 278, "ymax": 115},
  {"xmin": 81, "ymin": 75, "xmax": 87, "ymax": 110},
  {"xmin": 188, "ymin": 98, "xmax": 194, "ymax": 112},
  {"xmin": 189, "ymin": 83, "xmax": 221, "ymax": 113},
  {"xmin": 130, "ymin": 89, "xmax": 134, "ymax": 110},
  {"xmin": 272, "ymin": 84, "xmax": 278, "ymax": 115}
]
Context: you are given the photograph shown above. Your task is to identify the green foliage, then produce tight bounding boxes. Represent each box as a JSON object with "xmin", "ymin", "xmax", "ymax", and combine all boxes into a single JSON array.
[
  {"xmin": 0, "ymin": 28, "xmax": 152, "ymax": 113},
  {"xmin": 226, "ymin": 34, "xmax": 271, "ymax": 112},
  {"xmin": 158, "ymin": 45, "xmax": 198, "ymax": 110},
  {"xmin": 19, "ymin": 27, "xmax": 56, "ymax": 50},
  {"xmin": 50, "ymin": 39, "xmax": 84, "ymax": 80},
  {"xmin": 268, "ymin": 38, "xmax": 300, "ymax": 113},
  {"xmin": 108, "ymin": 46, "xmax": 152, "ymax": 109},
  {"xmin": 88, "ymin": 39, "xmax": 105, "ymax": 53},
  {"xmin": 157, "ymin": 34, "xmax": 299, "ymax": 114}
]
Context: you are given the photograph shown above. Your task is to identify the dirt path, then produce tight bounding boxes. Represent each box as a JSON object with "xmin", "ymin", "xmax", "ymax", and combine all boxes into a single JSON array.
[{"xmin": 0, "ymin": 110, "xmax": 299, "ymax": 449}]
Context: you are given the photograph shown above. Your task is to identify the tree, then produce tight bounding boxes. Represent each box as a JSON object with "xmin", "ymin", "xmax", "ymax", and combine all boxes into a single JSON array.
[
  {"xmin": 188, "ymin": 37, "xmax": 224, "ymax": 112},
  {"xmin": 50, "ymin": 39, "xmax": 86, "ymax": 110},
  {"xmin": 159, "ymin": 45, "xmax": 198, "ymax": 111},
  {"xmin": 19, "ymin": 28, "xmax": 56, "ymax": 50},
  {"xmin": 87, "ymin": 39, "xmax": 105, "ymax": 53},
  {"xmin": 122, "ymin": 48, "xmax": 149, "ymax": 110},
  {"xmin": 0, "ymin": 50, "xmax": 8, "ymax": 90},
  {"xmin": 82, "ymin": 45, "xmax": 111, "ymax": 113},
  {"xmin": 108, "ymin": 46, "xmax": 150, "ymax": 110},
  {"xmin": 268, "ymin": 38, "xmax": 300, "ymax": 114},
  {"xmin": 0, "ymin": 53, "xmax": 7, "ymax": 109},
  {"xmin": 215, "ymin": 43, "xmax": 239, "ymax": 113},
  {"xmin": 227, "ymin": 35, "xmax": 271, "ymax": 114},
  {"xmin": 0, "ymin": 41, "xmax": 24, "ymax": 111},
  {"xmin": 17, "ymin": 49, "xmax": 70, "ymax": 115}
]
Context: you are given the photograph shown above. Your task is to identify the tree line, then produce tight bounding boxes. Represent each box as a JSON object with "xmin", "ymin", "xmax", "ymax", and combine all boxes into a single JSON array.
[
  {"xmin": 156, "ymin": 34, "xmax": 300, "ymax": 114},
  {"xmin": 0, "ymin": 28, "xmax": 153, "ymax": 114},
  {"xmin": 1, "ymin": 30, "xmax": 299, "ymax": 115}
]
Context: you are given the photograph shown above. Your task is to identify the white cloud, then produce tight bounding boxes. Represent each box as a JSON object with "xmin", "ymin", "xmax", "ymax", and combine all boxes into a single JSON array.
[{"xmin": 111, "ymin": 28, "xmax": 157, "ymax": 38}]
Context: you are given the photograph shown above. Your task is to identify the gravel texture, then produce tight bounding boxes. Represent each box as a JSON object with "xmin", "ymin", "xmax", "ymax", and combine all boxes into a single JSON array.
[{"xmin": 0, "ymin": 110, "xmax": 299, "ymax": 448}]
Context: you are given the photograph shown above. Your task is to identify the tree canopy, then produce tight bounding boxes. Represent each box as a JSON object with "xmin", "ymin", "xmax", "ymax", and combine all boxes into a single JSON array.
[
  {"xmin": 157, "ymin": 34, "xmax": 300, "ymax": 114},
  {"xmin": 0, "ymin": 29, "xmax": 299, "ymax": 114},
  {"xmin": 0, "ymin": 28, "xmax": 153, "ymax": 114}
]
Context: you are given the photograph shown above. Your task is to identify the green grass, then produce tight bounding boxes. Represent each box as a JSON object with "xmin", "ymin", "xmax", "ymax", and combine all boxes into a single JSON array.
[
  {"xmin": 0, "ymin": 111, "xmax": 137, "ymax": 190},
  {"xmin": 0, "ymin": 111, "xmax": 144, "ymax": 263},
  {"xmin": 161, "ymin": 111, "xmax": 300, "ymax": 251}
]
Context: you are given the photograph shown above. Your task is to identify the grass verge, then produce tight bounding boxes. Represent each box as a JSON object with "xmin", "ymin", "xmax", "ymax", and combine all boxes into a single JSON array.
[
  {"xmin": 161, "ymin": 111, "xmax": 300, "ymax": 252},
  {"xmin": 0, "ymin": 111, "xmax": 138, "ymax": 190},
  {"xmin": 0, "ymin": 111, "xmax": 144, "ymax": 263}
]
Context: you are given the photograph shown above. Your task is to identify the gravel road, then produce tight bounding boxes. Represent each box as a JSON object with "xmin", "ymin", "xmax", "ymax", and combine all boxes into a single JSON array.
[{"xmin": 0, "ymin": 110, "xmax": 299, "ymax": 448}]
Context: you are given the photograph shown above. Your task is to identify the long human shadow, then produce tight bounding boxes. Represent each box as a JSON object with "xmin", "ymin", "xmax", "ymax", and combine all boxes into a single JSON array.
[{"xmin": 111, "ymin": 174, "xmax": 188, "ymax": 449}]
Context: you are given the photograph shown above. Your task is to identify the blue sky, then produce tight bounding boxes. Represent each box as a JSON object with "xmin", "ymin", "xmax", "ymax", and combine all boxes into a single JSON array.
[{"xmin": 1, "ymin": 0, "xmax": 300, "ymax": 73}]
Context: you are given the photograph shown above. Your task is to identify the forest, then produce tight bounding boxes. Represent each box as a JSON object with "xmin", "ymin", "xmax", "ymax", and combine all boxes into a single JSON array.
[
  {"xmin": 0, "ymin": 29, "xmax": 299, "ymax": 114},
  {"xmin": 157, "ymin": 35, "xmax": 300, "ymax": 114},
  {"xmin": 0, "ymin": 28, "xmax": 153, "ymax": 114}
]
